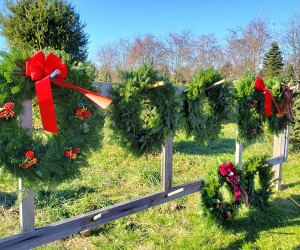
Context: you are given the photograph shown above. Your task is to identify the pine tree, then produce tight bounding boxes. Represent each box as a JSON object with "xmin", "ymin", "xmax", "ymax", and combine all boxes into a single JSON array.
[
  {"xmin": 0, "ymin": 0, "xmax": 88, "ymax": 61},
  {"xmin": 290, "ymin": 93, "xmax": 300, "ymax": 151},
  {"xmin": 263, "ymin": 42, "xmax": 284, "ymax": 79}
]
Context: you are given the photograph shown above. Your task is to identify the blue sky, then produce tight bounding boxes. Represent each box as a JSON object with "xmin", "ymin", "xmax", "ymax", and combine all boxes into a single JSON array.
[{"xmin": 1, "ymin": 0, "xmax": 300, "ymax": 61}]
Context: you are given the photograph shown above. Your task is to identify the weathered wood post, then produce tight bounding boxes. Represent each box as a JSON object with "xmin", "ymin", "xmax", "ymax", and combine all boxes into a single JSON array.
[
  {"xmin": 19, "ymin": 100, "xmax": 35, "ymax": 233},
  {"xmin": 272, "ymin": 126, "xmax": 290, "ymax": 191},
  {"xmin": 235, "ymin": 131, "xmax": 243, "ymax": 165},
  {"xmin": 161, "ymin": 138, "xmax": 173, "ymax": 191}
]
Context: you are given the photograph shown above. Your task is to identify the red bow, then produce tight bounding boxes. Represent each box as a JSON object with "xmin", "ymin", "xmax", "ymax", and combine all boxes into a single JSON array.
[
  {"xmin": 219, "ymin": 162, "xmax": 248, "ymax": 205},
  {"xmin": 254, "ymin": 77, "xmax": 283, "ymax": 117},
  {"xmin": 26, "ymin": 51, "xmax": 112, "ymax": 133}
]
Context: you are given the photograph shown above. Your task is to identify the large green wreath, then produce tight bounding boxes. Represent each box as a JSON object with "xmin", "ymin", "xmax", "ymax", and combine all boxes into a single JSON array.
[
  {"xmin": 235, "ymin": 73, "xmax": 292, "ymax": 143},
  {"xmin": 0, "ymin": 50, "xmax": 105, "ymax": 186},
  {"xmin": 182, "ymin": 69, "xmax": 231, "ymax": 143},
  {"xmin": 107, "ymin": 64, "xmax": 180, "ymax": 156}
]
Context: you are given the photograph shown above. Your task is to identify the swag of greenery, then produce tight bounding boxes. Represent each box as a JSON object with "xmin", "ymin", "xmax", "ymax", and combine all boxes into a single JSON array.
[
  {"xmin": 235, "ymin": 73, "xmax": 291, "ymax": 143},
  {"xmin": 107, "ymin": 64, "xmax": 180, "ymax": 156},
  {"xmin": 182, "ymin": 69, "xmax": 231, "ymax": 143},
  {"xmin": 200, "ymin": 155, "xmax": 273, "ymax": 225},
  {"xmin": 0, "ymin": 50, "xmax": 105, "ymax": 186}
]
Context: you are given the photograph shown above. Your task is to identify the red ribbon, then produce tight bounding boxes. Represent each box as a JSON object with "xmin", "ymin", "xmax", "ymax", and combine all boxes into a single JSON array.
[
  {"xmin": 254, "ymin": 77, "xmax": 283, "ymax": 117},
  {"xmin": 219, "ymin": 162, "xmax": 248, "ymax": 206},
  {"xmin": 26, "ymin": 51, "xmax": 112, "ymax": 133}
]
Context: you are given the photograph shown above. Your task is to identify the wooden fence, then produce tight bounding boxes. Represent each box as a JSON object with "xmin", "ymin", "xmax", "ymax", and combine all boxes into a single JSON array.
[{"xmin": 0, "ymin": 82, "xmax": 290, "ymax": 250}]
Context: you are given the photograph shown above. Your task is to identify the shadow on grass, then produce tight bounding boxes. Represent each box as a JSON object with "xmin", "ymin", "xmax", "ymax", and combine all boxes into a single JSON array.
[
  {"xmin": 174, "ymin": 138, "xmax": 236, "ymax": 155},
  {"xmin": 219, "ymin": 195, "xmax": 300, "ymax": 250},
  {"xmin": 281, "ymin": 181, "xmax": 300, "ymax": 190},
  {"xmin": 35, "ymin": 186, "xmax": 96, "ymax": 208},
  {"xmin": 0, "ymin": 192, "xmax": 17, "ymax": 209}
]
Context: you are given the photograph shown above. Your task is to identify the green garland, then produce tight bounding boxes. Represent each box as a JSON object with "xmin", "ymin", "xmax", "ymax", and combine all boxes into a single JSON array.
[
  {"xmin": 107, "ymin": 64, "xmax": 180, "ymax": 156},
  {"xmin": 200, "ymin": 155, "xmax": 273, "ymax": 225},
  {"xmin": 240, "ymin": 155, "xmax": 273, "ymax": 208},
  {"xmin": 0, "ymin": 50, "xmax": 105, "ymax": 186},
  {"xmin": 183, "ymin": 68, "xmax": 231, "ymax": 143},
  {"xmin": 236, "ymin": 73, "xmax": 292, "ymax": 143}
]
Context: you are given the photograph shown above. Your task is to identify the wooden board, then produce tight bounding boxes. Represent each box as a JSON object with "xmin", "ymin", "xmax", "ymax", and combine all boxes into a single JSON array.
[{"xmin": 0, "ymin": 179, "xmax": 203, "ymax": 250}]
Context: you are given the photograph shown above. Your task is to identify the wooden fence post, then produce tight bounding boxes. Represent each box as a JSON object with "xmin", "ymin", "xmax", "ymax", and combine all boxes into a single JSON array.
[
  {"xmin": 19, "ymin": 100, "xmax": 35, "ymax": 233},
  {"xmin": 272, "ymin": 126, "xmax": 289, "ymax": 191},
  {"xmin": 161, "ymin": 137, "xmax": 173, "ymax": 191},
  {"xmin": 235, "ymin": 131, "xmax": 243, "ymax": 165}
]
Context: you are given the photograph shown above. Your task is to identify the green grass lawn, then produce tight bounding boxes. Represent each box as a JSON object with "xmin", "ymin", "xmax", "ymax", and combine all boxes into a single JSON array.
[{"xmin": 0, "ymin": 123, "xmax": 299, "ymax": 250}]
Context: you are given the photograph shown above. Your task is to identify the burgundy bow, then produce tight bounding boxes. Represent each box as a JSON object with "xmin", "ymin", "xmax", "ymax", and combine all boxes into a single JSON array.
[{"xmin": 219, "ymin": 162, "xmax": 248, "ymax": 205}]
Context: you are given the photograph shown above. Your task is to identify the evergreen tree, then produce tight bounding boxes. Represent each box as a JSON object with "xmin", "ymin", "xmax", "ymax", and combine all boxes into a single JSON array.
[
  {"xmin": 0, "ymin": 0, "xmax": 88, "ymax": 61},
  {"xmin": 263, "ymin": 42, "xmax": 284, "ymax": 79},
  {"xmin": 285, "ymin": 63, "xmax": 295, "ymax": 82},
  {"xmin": 290, "ymin": 93, "xmax": 300, "ymax": 152}
]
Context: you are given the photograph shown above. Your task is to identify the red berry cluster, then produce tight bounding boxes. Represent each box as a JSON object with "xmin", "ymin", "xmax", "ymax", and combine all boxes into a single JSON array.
[
  {"xmin": 19, "ymin": 150, "xmax": 37, "ymax": 169},
  {"xmin": 75, "ymin": 107, "xmax": 92, "ymax": 121},
  {"xmin": 64, "ymin": 147, "xmax": 80, "ymax": 159},
  {"xmin": 246, "ymin": 99, "xmax": 258, "ymax": 109},
  {"xmin": 0, "ymin": 102, "xmax": 14, "ymax": 119},
  {"xmin": 251, "ymin": 125, "xmax": 264, "ymax": 136}
]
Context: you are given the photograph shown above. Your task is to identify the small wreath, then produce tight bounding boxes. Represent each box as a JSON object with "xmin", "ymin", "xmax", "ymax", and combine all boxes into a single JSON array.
[
  {"xmin": 200, "ymin": 165, "xmax": 238, "ymax": 225},
  {"xmin": 107, "ymin": 64, "xmax": 180, "ymax": 155},
  {"xmin": 0, "ymin": 50, "xmax": 107, "ymax": 186},
  {"xmin": 200, "ymin": 155, "xmax": 273, "ymax": 225},
  {"xmin": 182, "ymin": 69, "xmax": 231, "ymax": 143}
]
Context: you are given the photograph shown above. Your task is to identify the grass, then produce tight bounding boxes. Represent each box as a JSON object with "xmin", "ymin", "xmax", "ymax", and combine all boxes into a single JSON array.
[{"xmin": 0, "ymin": 123, "xmax": 300, "ymax": 250}]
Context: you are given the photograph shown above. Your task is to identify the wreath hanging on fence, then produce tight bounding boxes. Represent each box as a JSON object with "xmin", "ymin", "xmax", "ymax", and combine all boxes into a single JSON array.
[
  {"xmin": 182, "ymin": 69, "xmax": 231, "ymax": 143},
  {"xmin": 107, "ymin": 63, "xmax": 180, "ymax": 156},
  {"xmin": 200, "ymin": 155, "xmax": 273, "ymax": 225},
  {"xmin": 0, "ymin": 50, "xmax": 111, "ymax": 186},
  {"xmin": 236, "ymin": 73, "xmax": 293, "ymax": 143}
]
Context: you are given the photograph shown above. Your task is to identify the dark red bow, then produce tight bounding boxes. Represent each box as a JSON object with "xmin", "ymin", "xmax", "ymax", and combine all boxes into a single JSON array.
[
  {"xmin": 26, "ymin": 51, "xmax": 112, "ymax": 133},
  {"xmin": 219, "ymin": 162, "xmax": 248, "ymax": 205},
  {"xmin": 281, "ymin": 84, "xmax": 293, "ymax": 120},
  {"xmin": 254, "ymin": 77, "xmax": 283, "ymax": 117}
]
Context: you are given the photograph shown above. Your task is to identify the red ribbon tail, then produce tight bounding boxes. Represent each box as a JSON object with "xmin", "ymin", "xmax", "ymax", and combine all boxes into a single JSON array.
[
  {"xmin": 35, "ymin": 76, "xmax": 58, "ymax": 133},
  {"xmin": 264, "ymin": 89, "xmax": 272, "ymax": 116},
  {"xmin": 51, "ymin": 78, "xmax": 112, "ymax": 109},
  {"xmin": 271, "ymin": 95, "xmax": 284, "ymax": 117}
]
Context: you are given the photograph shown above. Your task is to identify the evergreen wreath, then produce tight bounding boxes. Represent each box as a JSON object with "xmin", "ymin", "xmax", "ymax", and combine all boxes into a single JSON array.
[
  {"xmin": 0, "ymin": 50, "xmax": 105, "ymax": 186},
  {"xmin": 200, "ymin": 166, "xmax": 238, "ymax": 225},
  {"xmin": 182, "ymin": 68, "xmax": 231, "ymax": 143},
  {"xmin": 200, "ymin": 155, "xmax": 273, "ymax": 225},
  {"xmin": 107, "ymin": 64, "xmax": 180, "ymax": 155},
  {"xmin": 236, "ymin": 73, "xmax": 293, "ymax": 143}
]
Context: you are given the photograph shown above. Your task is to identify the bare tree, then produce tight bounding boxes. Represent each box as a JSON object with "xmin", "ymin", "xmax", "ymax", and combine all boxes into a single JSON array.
[
  {"xmin": 194, "ymin": 34, "xmax": 224, "ymax": 70},
  {"xmin": 96, "ymin": 38, "xmax": 132, "ymax": 81},
  {"xmin": 226, "ymin": 16, "xmax": 271, "ymax": 78},
  {"xmin": 281, "ymin": 13, "xmax": 300, "ymax": 82},
  {"xmin": 161, "ymin": 30, "xmax": 197, "ymax": 83},
  {"xmin": 127, "ymin": 34, "xmax": 164, "ymax": 68}
]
